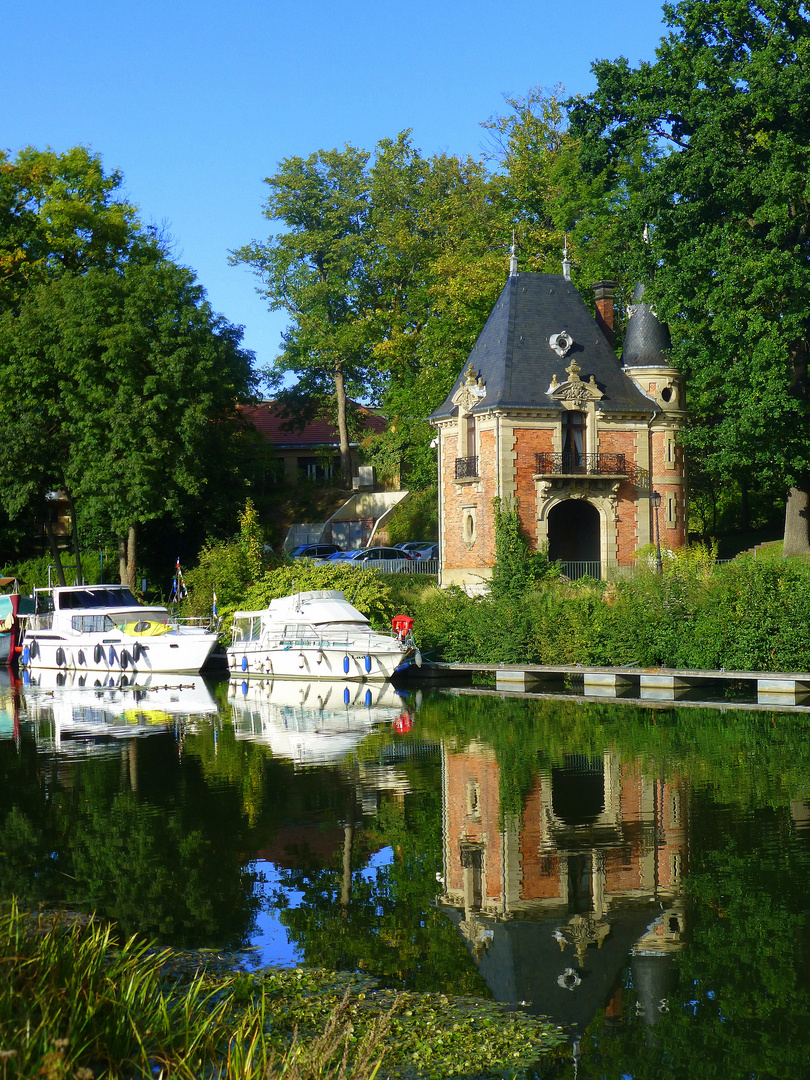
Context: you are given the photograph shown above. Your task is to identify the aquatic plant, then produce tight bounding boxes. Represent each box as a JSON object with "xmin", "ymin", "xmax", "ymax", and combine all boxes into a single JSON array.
[{"xmin": 0, "ymin": 900, "xmax": 567, "ymax": 1078}]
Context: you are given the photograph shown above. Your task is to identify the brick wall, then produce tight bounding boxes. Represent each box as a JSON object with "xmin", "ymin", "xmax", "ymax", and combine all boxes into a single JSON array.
[{"xmin": 513, "ymin": 428, "xmax": 554, "ymax": 543}]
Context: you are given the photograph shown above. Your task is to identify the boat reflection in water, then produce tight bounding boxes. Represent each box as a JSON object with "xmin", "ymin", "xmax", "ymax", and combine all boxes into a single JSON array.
[
  {"xmin": 0, "ymin": 668, "xmax": 19, "ymax": 742},
  {"xmin": 19, "ymin": 668, "xmax": 217, "ymax": 756},
  {"xmin": 228, "ymin": 677, "xmax": 412, "ymax": 767}
]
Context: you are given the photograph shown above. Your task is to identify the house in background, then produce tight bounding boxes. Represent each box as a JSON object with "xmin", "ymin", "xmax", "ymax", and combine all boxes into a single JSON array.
[
  {"xmin": 242, "ymin": 400, "xmax": 389, "ymax": 489},
  {"xmin": 429, "ymin": 258, "xmax": 686, "ymax": 590}
]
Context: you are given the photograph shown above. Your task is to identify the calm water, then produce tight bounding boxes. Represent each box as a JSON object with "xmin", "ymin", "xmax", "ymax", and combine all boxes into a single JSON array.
[{"xmin": 3, "ymin": 667, "xmax": 810, "ymax": 1078}]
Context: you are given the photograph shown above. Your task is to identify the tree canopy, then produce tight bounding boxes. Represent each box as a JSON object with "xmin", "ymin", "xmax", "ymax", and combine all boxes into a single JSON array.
[
  {"xmin": 233, "ymin": 104, "xmax": 627, "ymax": 493},
  {"xmin": 569, "ymin": 0, "xmax": 810, "ymax": 548},
  {"xmin": 0, "ymin": 147, "xmax": 256, "ymax": 586}
]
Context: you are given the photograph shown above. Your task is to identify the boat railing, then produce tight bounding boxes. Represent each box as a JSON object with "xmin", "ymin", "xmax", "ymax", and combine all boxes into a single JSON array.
[
  {"xmin": 231, "ymin": 629, "xmax": 392, "ymax": 650},
  {"xmin": 170, "ymin": 615, "xmax": 218, "ymax": 632},
  {"xmin": 20, "ymin": 613, "xmax": 53, "ymax": 631}
]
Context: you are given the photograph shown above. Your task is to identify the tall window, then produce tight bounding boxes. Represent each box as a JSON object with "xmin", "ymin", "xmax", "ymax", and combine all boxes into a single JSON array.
[
  {"xmin": 466, "ymin": 414, "xmax": 477, "ymax": 458},
  {"xmin": 562, "ymin": 411, "xmax": 586, "ymax": 468}
]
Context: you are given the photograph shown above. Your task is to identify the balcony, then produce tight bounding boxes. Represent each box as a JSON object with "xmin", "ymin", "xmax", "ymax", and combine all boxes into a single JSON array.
[
  {"xmin": 455, "ymin": 456, "xmax": 479, "ymax": 480},
  {"xmin": 535, "ymin": 453, "xmax": 649, "ymax": 486}
]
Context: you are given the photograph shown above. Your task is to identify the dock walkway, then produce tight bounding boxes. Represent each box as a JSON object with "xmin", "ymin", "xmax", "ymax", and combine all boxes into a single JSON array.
[{"xmin": 420, "ymin": 662, "xmax": 810, "ymax": 706}]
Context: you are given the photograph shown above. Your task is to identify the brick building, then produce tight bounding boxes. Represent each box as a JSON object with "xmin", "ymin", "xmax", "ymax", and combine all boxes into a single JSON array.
[
  {"xmin": 242, "ymin": 399, "xmax": 388, "ymax": 488},
  {"xmin": 429, "ymin": 266, "xmax": 686, "ymax": 589}
]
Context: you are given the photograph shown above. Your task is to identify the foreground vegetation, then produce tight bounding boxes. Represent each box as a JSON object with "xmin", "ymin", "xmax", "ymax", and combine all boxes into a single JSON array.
[{"xmin": 0, "ymin": 902, "xmax": 566, "ymax": 1079}]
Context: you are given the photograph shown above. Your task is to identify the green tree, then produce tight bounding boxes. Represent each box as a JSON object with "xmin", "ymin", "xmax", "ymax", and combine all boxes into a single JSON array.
[
  {"xmin": 366, "ymin": 137, "xmax": 508, "ymax": 488},
  {"xmin": 230, "ymin": 147, "xmax": 374, "ymax": 484},
  {"xmin": 0, "ymin": 261, "xmax": 256, "ymax": 590},
  {"xmin": 570, "ymin": 0, "xmax": 810, "ymax": 551},
  {"xmin": 483, "ymin": 86, "xmax": 648, "ymax": 340},
  {"xmin": 0, "ymin": 145, "xmax": 143, "ymax": 312}
]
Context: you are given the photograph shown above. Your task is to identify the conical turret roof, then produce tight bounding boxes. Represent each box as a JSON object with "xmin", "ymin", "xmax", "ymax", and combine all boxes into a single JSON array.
[{"xmin": 621, "ymin": 283, "xmax": 672, "ymax": 368}]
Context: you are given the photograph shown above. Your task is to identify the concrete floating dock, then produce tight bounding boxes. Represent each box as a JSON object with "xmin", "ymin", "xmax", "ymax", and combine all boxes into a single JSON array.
[{"xmin": 421, "ymin": 661, "xmax": 810, "ymax": 709}]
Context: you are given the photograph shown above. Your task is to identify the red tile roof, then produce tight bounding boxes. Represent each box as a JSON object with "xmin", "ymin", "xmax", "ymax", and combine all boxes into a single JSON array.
[{"xmin": 242, "ymin": 400, "xmax": 386, "ymax": 448}]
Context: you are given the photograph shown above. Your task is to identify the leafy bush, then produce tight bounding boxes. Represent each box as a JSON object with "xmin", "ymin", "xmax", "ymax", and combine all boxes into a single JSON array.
[
  {"xmin": 1, "ymin": 553, "xmax": 108, "ymax": 591},
  {"xmin": 182, "ymin": 500, "xmax": 281, "ymax": 619},
  {"xmin": 590, "ymin": 553, "xmax": 810, "ymax": 671},
  {"xmin": 490, "ymin": 496, "xmax": 560, "ymax": 598}
]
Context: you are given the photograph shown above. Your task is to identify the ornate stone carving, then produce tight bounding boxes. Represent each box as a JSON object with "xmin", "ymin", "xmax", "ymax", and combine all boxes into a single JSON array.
[
  {"xmin": 452, "ymin": 363, "xmax": 487, "ymax": 412},
  {"xmin": 548, "ymin": 360, "xmax": 603, "ymax": 405},
  {"xmin": 549, "ymin": 331, "xmax": 574, "ymax": 358}
]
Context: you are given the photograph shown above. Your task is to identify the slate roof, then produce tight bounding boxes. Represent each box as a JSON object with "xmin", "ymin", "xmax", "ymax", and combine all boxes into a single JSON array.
[
  {"xmin": 621, "ymin": 283, "xmax": 672, "ymax": 368},
  {"xmin": 429, "ymin": 272, "xmax": 653, "ymax": 421},
  {"xmin": 242, "ymin": 400, "xmax": 386, "ymax": 448}
]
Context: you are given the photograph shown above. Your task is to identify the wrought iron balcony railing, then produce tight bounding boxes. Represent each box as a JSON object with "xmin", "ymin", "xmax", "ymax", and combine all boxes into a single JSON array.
[
  {"xmin": 455, "ymin": 456, "xmax": 479, "ymax": 479},
  {"xmin": 535, "ymin": 452, "xmax": 628, "ymax": 476},
  {"xmin": 534, "ymin": 452, "xmax": 651, "ymax": 488}
]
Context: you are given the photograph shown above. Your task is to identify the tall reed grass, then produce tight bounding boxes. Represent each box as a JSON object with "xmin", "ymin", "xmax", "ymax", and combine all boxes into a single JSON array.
[{"xmin": 0, "ymin": 900, "xmax": 390, "ymax": 1079}]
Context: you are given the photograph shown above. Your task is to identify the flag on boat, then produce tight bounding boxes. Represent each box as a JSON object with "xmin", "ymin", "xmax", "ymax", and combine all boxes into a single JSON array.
[
  {"xmin": 170, "ymin": 558, "xmax": 188, "ymax": 602},
  {"xmin": 212, "ymin": 591, "xmax": 218, "ymax": 618}
]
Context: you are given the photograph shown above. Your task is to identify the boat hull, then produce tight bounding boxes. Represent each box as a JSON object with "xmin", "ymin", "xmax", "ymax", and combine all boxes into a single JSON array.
[
  {"xmin": 20, "ymin": 628, "xmax": 217, "ymax": 675},
  {"xmin": 226, "ymin": 642, "xmax": 408, "ymax": 681}
]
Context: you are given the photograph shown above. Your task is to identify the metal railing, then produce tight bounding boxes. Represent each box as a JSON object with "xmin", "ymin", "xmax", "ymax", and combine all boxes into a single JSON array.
[
  {"xmin": 399, "ymin": 559, "xmax": 439, "ymax": 575},
  {"xmin": 455, "ymin": 456, "xmax": 479, "ymax": 479},
  {"xmin": 535, "ymin": 453, "xmax": 650, "ymax": 487},
  {"xmin": 535, "ymin": 452, "xmax": 626, "ymax": 475},
  {"xmin": 558, "ymin": 561, "xmax": 604, "ymax": 581}
]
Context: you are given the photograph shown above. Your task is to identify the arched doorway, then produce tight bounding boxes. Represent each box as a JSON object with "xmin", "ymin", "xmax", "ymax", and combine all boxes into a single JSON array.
[{"xmin": 547, "ymin": 499, "xmax": 600, "ymax": 570}]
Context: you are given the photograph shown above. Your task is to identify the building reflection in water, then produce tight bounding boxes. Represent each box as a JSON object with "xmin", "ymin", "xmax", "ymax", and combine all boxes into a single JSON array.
[{"xmin": 437, "ymin": 741, "xmax": 686, "ymax": 1031}]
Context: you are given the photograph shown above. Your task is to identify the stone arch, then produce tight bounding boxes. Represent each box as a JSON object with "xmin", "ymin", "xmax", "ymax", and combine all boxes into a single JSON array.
[
  {"xmin": 547, "ymin": 500, "xmax": 600, "ymax": 565},
  {"xmin": 534, "ymin": 484, "xmax": 620, "ymax": 570}
]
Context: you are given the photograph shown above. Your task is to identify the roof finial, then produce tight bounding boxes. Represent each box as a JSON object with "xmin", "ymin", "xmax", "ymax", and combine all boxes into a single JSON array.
[
  {"xmin": 509, "ymin": 232, "xmax": 518, "ymax": 277},
  {"xmin": 562, "ymin": 234, "xmax": 571, "ymax": 281}
]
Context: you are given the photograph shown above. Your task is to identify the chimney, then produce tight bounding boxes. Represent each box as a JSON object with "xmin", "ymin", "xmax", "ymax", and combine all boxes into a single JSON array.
[{"xmin": 593, "ymin": 280, "xmax": 616, "ymax": 348}]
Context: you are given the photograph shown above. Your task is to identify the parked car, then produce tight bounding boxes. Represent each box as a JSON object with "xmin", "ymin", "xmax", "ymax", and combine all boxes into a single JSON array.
[
  {"xmin": 395, "ymin": 542, "xmax": 433, "ymax": 554},
  {"xmin": 411, "ymin": 543, "xmax": 439, "ymax": 561},
  {"xmin": 287, "ymin": 543, "xmax": 342, "ymax": 560},
  {"xmin": 327, "ymin": 547, "xmax": 415, "ymax": 571}
]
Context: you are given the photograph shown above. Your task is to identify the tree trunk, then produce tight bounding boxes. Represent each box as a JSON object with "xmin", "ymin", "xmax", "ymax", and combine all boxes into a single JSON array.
[
  {"xmin": 126, "ymin": 524, "xmax": 137, "ymax": 593},
  {"xmin": 66, "ymin": 491, "xmax": 84, "ymax": 584},
  {"xmin": 44, "ymin": 517, "xmax": 66, "ymax": 586},
  {"xmin": 783, "ymin": 485, "xmax": 810, "ymax": 555},
  {"xmin": 334, "ymin": 366, "xmax": 352, "ymax": 485},
  {"xmin": 739, "ymin": 481, "xmax": 750, "ymax": 532},
  {"xmin": 117, "ymin": 534, "xmax": 128, "ymax": 585},
  {"xmin": 117, "ymin": 524, "xmax": 138, "ymax": 592},
  {"xmin": 340, "ymin": 822, "xmax": 354, "ymax": 909}
]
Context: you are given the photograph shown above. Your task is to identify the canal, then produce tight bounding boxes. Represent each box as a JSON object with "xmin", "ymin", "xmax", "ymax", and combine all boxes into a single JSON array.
[{"xmin": 2, "ymin": 667, "xmax": 809, "ymax": 1078}]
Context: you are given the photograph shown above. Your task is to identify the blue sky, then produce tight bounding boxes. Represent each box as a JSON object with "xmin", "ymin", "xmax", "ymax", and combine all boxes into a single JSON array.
[{"xmin": 4, "ymin": 1, "xmax": 669, "ymax": 379}]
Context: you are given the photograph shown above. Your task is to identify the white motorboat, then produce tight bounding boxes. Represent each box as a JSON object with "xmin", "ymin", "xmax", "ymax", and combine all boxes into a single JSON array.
[
  {"xmin": 227, "ymin": 590, "xmax": 418, "ymax": 681},
  {"xmin": 19, "ymin": 585, "xmax": 218, "ymax": 675}
]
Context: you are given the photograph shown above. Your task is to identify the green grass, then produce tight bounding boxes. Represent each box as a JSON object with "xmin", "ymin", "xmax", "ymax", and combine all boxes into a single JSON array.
[{"xmin": 0, "ymin": 900, "xmax": 567, "ymax": 1079}]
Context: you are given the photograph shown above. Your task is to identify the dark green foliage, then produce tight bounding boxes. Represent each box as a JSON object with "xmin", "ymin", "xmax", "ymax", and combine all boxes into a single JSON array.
[
  {"xmin": 409, "ymin": 555, "xmax": 810, "ymax": 672},
  {"xmin": 591, "ymin": 557, "xmax": 810, "ymax": 671},
  {"xmin": 384, "ymin": 487, "xmax": 438, "ymax": 545},
  {"xmin": 490, "ymin": 496, "xmax": 561, "ymax": 599},
  {"xmin": 412, "ymin": 581, "xmax": 600, "ymax": 665},
  {"xmin": 570, "ymin": 1, "xmax": 810, "ymax": 543}
]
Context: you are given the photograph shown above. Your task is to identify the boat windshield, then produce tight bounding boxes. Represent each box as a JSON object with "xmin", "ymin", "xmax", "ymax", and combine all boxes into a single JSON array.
[{"xmin": 58, "ymin": 588, "xmax": 140, "ymax": 610}]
